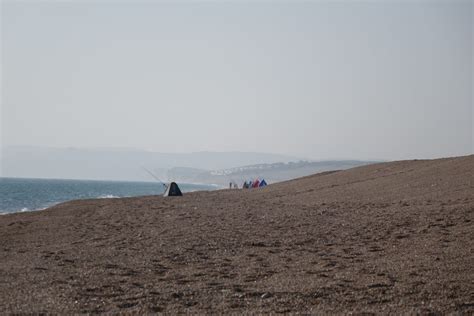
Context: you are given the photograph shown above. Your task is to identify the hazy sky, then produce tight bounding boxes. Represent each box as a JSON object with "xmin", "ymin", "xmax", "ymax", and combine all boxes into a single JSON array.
[{"xmin": 1, "ymin": 0, "xmax": 473, "ymax": 160}]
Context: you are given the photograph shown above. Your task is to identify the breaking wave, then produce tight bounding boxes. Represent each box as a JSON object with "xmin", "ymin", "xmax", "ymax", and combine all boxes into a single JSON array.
[{"xmin": 97, "ymin": 194, "xmax": 120, "ymax": 199}]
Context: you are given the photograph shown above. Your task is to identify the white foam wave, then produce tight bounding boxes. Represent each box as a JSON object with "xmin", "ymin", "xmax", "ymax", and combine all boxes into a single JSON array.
[
  {"xmin": 1, "ymin": 202, "xmax": 67, "ymax": 215},
  {"xmin": 98, "ymin": 194, "xmax": 120, "ymax": 199}
]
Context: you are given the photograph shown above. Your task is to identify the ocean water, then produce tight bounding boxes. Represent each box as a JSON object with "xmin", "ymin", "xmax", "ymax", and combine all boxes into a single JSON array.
[{"xmin": 0, "ymin": 177, "xmax": 216, "ymax": 214}]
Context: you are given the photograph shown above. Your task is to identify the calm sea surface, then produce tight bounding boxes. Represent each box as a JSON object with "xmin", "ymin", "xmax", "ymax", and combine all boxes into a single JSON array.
[{"xmin": 0, "ymin": 177, "xmax": 216, "ymax": 214}]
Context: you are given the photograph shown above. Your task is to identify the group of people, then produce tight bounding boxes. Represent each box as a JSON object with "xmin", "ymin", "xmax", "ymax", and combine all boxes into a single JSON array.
[
  {"xmin": 242, "ymin": 179, "xmax": 267, "ymax": 189},
  {"xmin": 228, "ymin": 179, "xmax": 268, "ymax": 189}
]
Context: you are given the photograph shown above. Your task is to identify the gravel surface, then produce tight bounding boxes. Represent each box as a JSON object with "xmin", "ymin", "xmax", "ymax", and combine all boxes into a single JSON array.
[{"xmin": 1, "ymin": 155, "xmax": 473, "ymax": 314}]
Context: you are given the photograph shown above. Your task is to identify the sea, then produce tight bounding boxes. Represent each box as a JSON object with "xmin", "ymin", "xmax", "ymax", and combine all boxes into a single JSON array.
[{"xmin": 0, "ymin": 177, "xmax": 217, "ymax": 214}]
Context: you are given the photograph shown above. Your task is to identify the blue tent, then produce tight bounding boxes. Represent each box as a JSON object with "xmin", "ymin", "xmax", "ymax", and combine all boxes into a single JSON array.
[{"xmin": 259, "ymin": 179, "xmax": 267, "ymax": 187}]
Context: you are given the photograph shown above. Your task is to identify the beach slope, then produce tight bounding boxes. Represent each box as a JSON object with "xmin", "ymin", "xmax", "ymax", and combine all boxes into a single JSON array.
[{"xmin": 1, "ymin": 155, "xmax": 473, "ymax": 313}]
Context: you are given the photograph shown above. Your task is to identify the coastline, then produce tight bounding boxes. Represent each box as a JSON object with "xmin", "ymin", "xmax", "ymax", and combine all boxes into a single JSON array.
[{"xmin": 0, "ymin": 178, "xmax": 217, "ymax": 215}]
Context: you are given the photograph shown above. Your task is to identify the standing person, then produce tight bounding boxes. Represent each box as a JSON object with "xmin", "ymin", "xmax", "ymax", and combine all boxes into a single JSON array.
[{"xmin": 253, "ymin": 179, "xmax": 260, "ymax": 188}]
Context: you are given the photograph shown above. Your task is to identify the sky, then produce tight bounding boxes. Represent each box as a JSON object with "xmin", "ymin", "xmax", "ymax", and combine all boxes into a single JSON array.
[{"xmin": 1, "ymin": 0, "xmax": 473, "ymax": 161}]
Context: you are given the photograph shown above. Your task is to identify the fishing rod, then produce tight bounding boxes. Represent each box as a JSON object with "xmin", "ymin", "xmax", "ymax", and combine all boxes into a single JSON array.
[{"xmin": 141, "ymin": 166, "xmax": 168, "ymax": 189}]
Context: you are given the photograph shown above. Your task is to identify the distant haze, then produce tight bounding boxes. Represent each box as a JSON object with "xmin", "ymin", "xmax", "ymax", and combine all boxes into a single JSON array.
[
  {"xmin": 1, "ymin": 146, "xmax": 304, "ymax": 181},
  {"xmin": 1, "ymin": 1, "xmax": 473, "ymax": 178},
  {"xmin": 0, "ymin": 146, "xmax": 376, "ymax": 183}
]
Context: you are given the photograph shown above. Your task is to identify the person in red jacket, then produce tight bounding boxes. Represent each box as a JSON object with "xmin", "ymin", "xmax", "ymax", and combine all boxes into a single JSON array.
[{"xmin": 252, "ymin": 179, "xmax": 260, "ymax": 188}]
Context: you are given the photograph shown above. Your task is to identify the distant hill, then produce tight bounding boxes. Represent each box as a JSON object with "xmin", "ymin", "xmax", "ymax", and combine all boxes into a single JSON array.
[
  {"xmin": 1, "ymin": 146, "xmax": 379, "ymax": 184},
  {"xmin": 167, "ymin": 160, "xmax": 378, "ymax": 186},
  {"xmin": 0, "ymin": 146, "xmax": 304, "ymax": 181}
]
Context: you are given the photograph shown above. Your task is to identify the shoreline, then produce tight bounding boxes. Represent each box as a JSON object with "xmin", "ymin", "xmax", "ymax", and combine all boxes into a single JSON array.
[{"xmin": 0, "ymin": 179, "xmax": 219, "ymax": 215}]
